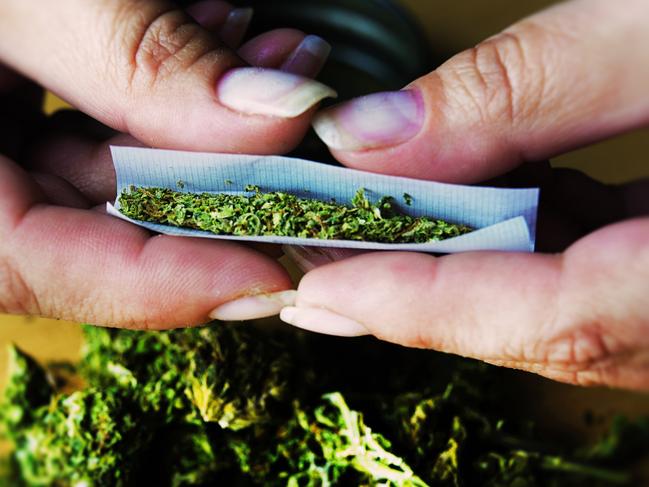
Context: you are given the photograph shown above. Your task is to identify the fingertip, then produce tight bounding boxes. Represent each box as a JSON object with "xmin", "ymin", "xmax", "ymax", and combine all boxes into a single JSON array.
[
  {"xmin": 280, "ymin": 35, "xmax": 331, "ymax": 77},
  {"xmin": 210, "ymin": 290, "xmax": 296, "ymax": 321},
  {"xmin": 217, "ymin": 67, "xmax": 337, "ymax": 118},
  {"xmin": 311, "ymin": 86, "xmax": 462, "ymax": 181},
  {"xmin": 312, "ymin": 89, "xmax": 425, "ymax": 152},
  {"xmin": 311, "ymin": 66, "xmax": 518, "ymax": 183},
  {"xmin": 185, "ymin": 0, "xmax": 234, "ymax": 30},
  {"xmin": 128, "ymin": 237, "xmax": 294, "ymax": 328},
  {"xmin": 238, "ymin": 28, "xmax": 306, "ymax": 68},
  {"xmin": 295, "ymin": 251, "xmax": 424, "ymax": 306},
  {"xmin": 218, "ymin": 7, "xmax": 254, "ymax": 48},
  {"xmin": 187, "ymin": 2, "xmax": 254, "ymax": 48},
  {"xmin": 279, "ymin": 306, "xmax": 370, "ymax": 337}
]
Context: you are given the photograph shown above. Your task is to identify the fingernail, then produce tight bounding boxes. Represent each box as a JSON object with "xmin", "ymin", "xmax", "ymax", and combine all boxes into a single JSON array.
[
  {"xmin": 186, "ymin": 1, "xmax": 234, "ymax": 30},
  {"xmin": 279, "ymin": 307, "xmax": 369, "ymax": 337},
  {"xmin": 219, "ymin": 8, "xmax": 254, "ymax": 47},
  {"xmin": 282, "ymin": 245, "xmax": 361, "ymax": 272},
  {"xmin": 312, "ymin": 90, "xmax": 425, "ymax": 151},
  {"xmin": 281, "ymin": 35, "xmax": 332, "ymax": 78},
  {"xmin": 218, "ymin": 67, "xmax": 337, "ymax": 118},
  {"xmin": 209, "ymin": 290, "xmax": 296, "ymax": 321}
]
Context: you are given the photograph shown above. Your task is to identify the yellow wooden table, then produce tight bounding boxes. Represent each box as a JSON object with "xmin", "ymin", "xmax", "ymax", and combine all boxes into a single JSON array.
[{"xmin": 1, "ymin": 0, "xmax": 648, "ymax": 453}]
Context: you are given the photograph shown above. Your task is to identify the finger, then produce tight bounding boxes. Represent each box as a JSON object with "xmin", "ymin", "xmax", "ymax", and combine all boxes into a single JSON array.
[
  {"xmin": 25, "ymin": 121, "xmax": 137, "ymax": 205},
  {"xmin": 238, "ymin": 29, "xmax": 305, "ymax": 68},
  {"xmin": 239, "ymin": 30, "xmax": 331, "ymax": 78},
  {"xmin": 0, "ymin": 156, "xmax": 294, "ymax": 328},
  {"xmin": 187, "ymin": 3, "xmax": 330, "ymax": 77},
  {"xmin": 186, "ymin": 1, "xmax": 253, "ymax": 48},
  {"xmin": 185, "ymin": 0, "xmax": 235, "ymax": 30},
  {"xmin": 29, "ymin": 171, "xmax": 91, "ymax": 209},
  {"xmin": 0, "ymin": 0, "xmax": 336, "ymax": 154},
  {"xmin": 282, "ymin": 219, "xmax": 649, "ymax": 390},
  {"xmin": 312, "ymin": 0, "xmax": 649, "ymax": 183},
  {"xmin": 21, "ymin": 27, "xmax": 330, "ymax": 203},
  {"xmin": 25, "ymin": 32, "xmax": 330, "ymax": 203}
]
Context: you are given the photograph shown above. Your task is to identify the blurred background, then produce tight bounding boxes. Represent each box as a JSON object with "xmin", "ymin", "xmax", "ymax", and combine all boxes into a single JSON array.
[{"xmin": 1, "ymin": 0, "xmax": 648, "ymax": 442}]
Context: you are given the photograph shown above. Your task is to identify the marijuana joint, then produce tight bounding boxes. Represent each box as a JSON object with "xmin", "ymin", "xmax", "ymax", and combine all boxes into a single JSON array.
[{"xmin": 117, "ymin": 186, "xmax": 472, "ymax": 244}]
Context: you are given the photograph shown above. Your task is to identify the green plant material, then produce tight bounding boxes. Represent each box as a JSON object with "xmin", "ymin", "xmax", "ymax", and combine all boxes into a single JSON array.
[
  {"xmin": 118, "ymin": 186, "xmax": 472, "ymax": 243},
  {"xmin": 80, "ymin": 324, "xmax": 193, "ymax": 420},
  {"xmin": 239, "ymin": 393, "xmax": 429, "ymax": 486},
  {"xmin": 10, "ymin": 388, "xmax": 146, "ymax": 487},
  {"xmin": 81, "ymin": 325, "xmax": 293, "ymax": 430},
  {"xmin": 311, "ymin": 392, "xmax": 428, "ymax": 486},
  {"xmin": 1, "ymin": 346, "xmax": 53, "ymax": 433},
  {"xmin": 2, "ymin": 326, "xmax": 648, "ymax": 486},
  {"xmin": 185, "ymin": 326, "xmax": 290, "ymax": 430},
  {"xmin": 579, "ymin": 415, "xmax": 649, "ymax": 464},
  {"xmin": 477, "ymin": 450, "xmax": 633, "ymax": 486}
]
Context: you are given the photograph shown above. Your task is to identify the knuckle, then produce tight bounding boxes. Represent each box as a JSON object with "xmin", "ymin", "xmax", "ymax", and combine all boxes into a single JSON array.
[
  {"xmin": 113, "ymin": 4, "xmax": 215, "ymax": 91},
  {"xmin": 0, "ymin": 255, "xmax": 39, "ymax": 316},
  {"xmin": 543, "ymin": 324, "xmax": 612, "ymax": 368},
  {"xmin": 536, "ymin": 322, "xmax": 624, "ymax": 387},
  {"xmin": 439, "ymin": 25, "xmax": 547, "ymax": 127}
]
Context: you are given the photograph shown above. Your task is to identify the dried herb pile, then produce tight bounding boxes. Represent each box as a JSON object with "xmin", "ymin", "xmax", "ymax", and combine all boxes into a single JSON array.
[
  {"xmin": 118, "ymin": 186, "xmax": 472, "ymax": 243},
  {"xmin": 2, "ymin": 324, "xmax": 648, "ymax": 486}
]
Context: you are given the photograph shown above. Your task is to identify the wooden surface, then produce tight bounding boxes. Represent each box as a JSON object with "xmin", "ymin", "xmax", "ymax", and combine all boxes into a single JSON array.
[{"xmin": 1, "ymin": 0, "xmax": 648, "ymax": 435}]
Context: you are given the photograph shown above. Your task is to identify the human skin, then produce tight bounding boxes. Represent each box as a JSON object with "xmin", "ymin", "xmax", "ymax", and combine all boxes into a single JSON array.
[
  {"xmin": 1, "ymin": 0, "xmax": 648, "ymax": 391},
  {"xmin": 280, "ymin": 0, "xmax": 649, "ymax": 390},
  {"xmin": 0, "ymin": 0, "xmax": 335, "ymax": 328}
]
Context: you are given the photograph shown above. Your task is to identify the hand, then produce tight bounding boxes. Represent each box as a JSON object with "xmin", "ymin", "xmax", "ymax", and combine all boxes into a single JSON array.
[
  {"xmin": 0, "ymin": 0, "xmax": 335, "ymax": 328},
  {"xmin": 281, "ymin": 0, "xmax": 649, "ymax": 390}
]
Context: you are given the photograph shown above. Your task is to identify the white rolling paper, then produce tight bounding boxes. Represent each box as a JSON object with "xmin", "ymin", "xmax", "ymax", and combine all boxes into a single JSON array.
[{"xmin": 107, "ymin": 146, "xmax": 539, "ymax": 253}]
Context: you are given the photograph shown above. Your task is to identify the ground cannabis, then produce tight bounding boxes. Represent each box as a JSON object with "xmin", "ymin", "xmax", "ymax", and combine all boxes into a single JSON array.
[
  {"xmin": 2, "ymin": 325, "xmax": 648, "ymax": 486},
  {"xmin": 117, "ymin": 186, "xmax": 472, "ymax": 243}
]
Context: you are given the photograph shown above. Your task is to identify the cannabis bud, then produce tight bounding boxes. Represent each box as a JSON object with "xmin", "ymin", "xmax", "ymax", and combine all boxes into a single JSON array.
[
  {"xmin": 2, "ymin": 326, "xmax": 648, "ymax": 486},
  {"xmin": 118, "ymin": 186, "xmax": 472, "ymax": 243}
]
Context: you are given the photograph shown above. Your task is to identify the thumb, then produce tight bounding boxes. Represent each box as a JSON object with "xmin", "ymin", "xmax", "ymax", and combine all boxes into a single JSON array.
[
  {"xmin": 281, "ymin": 218, "xmax": 649, "ymax": 390},
  {"xmin": 313, "ymin": 0, "xmax": 649, "ymax": 183},
  {"xmin": 0, "ymin": 0, "xmax": 335, "ymax": 153}
]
